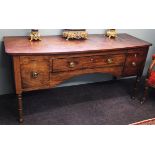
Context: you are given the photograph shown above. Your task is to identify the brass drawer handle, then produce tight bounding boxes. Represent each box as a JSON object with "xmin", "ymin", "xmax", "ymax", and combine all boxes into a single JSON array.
[
  {"xmin": 69, "ymin": 61, "xmax": 76, "ymax": 68},
  {"xmin": 132, "ymin": 62, "xmax": 137, "ymax": 67},
  {"xmin": 31, "ymin": 72, "xmax": 39, "ymax": 78},
  {"xmin": 107, "ymin": 58, "xmax": 113, "ymax": 64}
]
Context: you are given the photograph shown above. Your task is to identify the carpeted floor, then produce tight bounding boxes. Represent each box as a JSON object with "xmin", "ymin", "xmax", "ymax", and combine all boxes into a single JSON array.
[{"xmin": 0, "ymin": 78, "xmax": 155, "ymax": 125}]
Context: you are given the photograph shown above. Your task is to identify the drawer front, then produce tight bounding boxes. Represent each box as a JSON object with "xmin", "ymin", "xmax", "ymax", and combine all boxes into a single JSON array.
[
  {"xmin": 53, "ymin": 54, "xmax": 125, "ymax": 72},
  {"xmin": 123, "ymin": 50, "xmax": 147, "ymax": 76},
  {"xmin": 20, "ymin": 56, "xmax": 50, "ymax": 90}
]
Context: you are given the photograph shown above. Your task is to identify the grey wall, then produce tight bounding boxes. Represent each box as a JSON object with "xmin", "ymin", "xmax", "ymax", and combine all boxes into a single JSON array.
[{"xmin": 0, "ymin": 29, "xmax": 155, "ymax": 95}]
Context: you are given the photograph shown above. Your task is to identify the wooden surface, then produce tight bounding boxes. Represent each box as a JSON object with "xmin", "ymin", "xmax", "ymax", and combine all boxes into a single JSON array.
[
  {"xmin": 53, "ymin": 54, "xmax": 125, "ymax": 72},
  {"xmin": 132, "ymin": 118, "xmax": 155, "ymax": 125},
  {"xmin": 4, "ymin": 34, "xmax": 151, "ymax": 55},
  {"xmin": 4, "ymin": 33, "xmax": 152, "ymax": 123}
]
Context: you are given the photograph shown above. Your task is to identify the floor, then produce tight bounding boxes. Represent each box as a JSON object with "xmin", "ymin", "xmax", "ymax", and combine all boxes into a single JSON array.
[{"xmin": 0, "ymin": 78, "xmax": 155, "ymax": 125}]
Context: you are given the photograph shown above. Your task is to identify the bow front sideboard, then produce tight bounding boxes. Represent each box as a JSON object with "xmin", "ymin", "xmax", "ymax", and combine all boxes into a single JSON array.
[{"xmin": 4, "ymin": 34, "xmax": 152, "ymax": 123}]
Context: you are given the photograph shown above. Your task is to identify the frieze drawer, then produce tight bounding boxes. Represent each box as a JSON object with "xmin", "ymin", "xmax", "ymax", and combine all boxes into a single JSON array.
[{"xmin": 52, "ymin": 54, "xmax": 126, "ymax": 72}]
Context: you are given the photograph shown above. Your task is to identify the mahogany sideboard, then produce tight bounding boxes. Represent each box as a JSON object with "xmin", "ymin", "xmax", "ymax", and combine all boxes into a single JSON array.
[{"xmin": 4, "ymin": 34, "xmax": 152, "ymax": 123}]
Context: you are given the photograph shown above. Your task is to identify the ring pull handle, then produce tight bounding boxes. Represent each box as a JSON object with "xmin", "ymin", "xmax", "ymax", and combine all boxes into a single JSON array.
[{"xmin": 31, "ymin": 72, "xmax": 39, "ymax": 78}]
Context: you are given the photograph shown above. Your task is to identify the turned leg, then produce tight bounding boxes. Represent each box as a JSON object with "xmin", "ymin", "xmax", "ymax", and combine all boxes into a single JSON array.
[
  {"xmin": 131, "ymin": 75, "xmax": 141, "ymax": 100},
  {"xmin": 140, "ymin": 79, "xmax": 149, "ymax": 104},
  {"xmin": 17, "ymin": 94, "xmax": 24, "ymax": 123}
]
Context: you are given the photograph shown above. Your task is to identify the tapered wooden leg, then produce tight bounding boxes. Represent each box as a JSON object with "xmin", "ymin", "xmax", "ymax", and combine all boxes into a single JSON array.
[
  {"xmin": 131, "ymin": 76, "xmax": 141, "ymax": 100},
  {"xmin": 140, "ymin": 79, "xmax": 149, "ymax": 104},
  {"xmin": 17, "ymin": 94, "xmax": 24, "ymax": 123}
]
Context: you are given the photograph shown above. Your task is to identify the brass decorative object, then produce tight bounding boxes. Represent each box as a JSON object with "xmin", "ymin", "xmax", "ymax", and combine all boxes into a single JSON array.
[
  {"xmin": 63, "ymin": 29, "xmax": 88, "ymax": 40},
  {"xmin": 105, "ymin": 29, "xmax": 117, "ymax": 39},
  {"xmin": 29, "ymin": 29, "xmax": 41, "ymax": 41}
]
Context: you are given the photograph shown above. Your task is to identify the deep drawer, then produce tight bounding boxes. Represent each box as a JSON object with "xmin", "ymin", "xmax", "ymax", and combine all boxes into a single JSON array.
[{"xmin": 20, "ymin": 56, "xmax": 50, "ymax": 90}]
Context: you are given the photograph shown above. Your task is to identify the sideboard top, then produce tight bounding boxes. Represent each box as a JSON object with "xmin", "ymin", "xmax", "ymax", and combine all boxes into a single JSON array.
[{"xmin": 4, "ymin": 33, "xmax": 152, "ymax": 55}]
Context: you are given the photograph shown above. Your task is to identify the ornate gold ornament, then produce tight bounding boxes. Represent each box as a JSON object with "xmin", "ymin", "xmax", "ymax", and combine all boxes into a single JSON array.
[
  {"xmin": 105, "ymin": 29, "xmax": 117, "ymax": 39},
  {"xmin": 29, "ymin": 29, "xmax": 41, "ymax": 41},
  {"xmin": 63, "ymin": 29, "xmax": 88, "ymax": 40}
]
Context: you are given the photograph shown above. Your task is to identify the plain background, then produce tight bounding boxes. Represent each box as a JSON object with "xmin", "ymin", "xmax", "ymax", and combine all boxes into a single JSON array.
[{"xmin": 0, "ymin": 29, "xmax": 155, "ymax": 95}]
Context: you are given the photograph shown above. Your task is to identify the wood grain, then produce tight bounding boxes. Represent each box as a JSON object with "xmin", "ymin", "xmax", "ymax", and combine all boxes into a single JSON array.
[
  {"xmin": 4, "ymin": 34, "xmax": 152, "ymax": 55},
  {"xmin": 50, "ymin": 67, "xmax": 123, "ymax": 87},
  {"xmin": 53, "ymin": 54, "xmax": 125, "ymax": 72},
  {"xmin": 13, "ymin": 56, "xmax": 22, "ymax": 94}
]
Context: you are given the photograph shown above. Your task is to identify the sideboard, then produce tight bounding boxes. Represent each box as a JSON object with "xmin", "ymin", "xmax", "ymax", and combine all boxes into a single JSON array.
[{"xmin": 4, "ymin": 34, "xmax": 152, "ymax": 123}]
